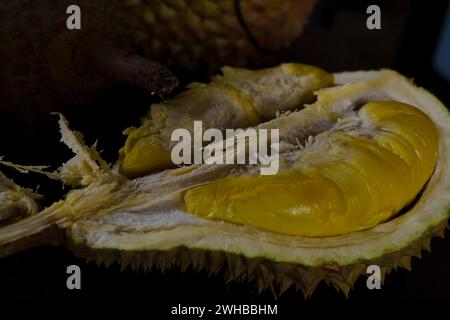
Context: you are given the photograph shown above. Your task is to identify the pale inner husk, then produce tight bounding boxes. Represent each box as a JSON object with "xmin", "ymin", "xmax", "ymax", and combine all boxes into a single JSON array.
[{"xmin": 0, "ymin": 171, "xmax": 39, "ymax": 224}]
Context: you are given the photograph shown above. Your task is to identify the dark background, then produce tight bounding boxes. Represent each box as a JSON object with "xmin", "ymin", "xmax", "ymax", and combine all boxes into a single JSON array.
[{"xmin": 0, "ymin": 0, "xmax": 449, "ymax": 313}]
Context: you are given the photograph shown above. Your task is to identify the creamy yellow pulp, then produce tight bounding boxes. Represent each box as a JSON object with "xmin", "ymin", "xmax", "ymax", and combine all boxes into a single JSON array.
[{"xmin": 184, "ymin": 102, "xmax": 439, "ymax": 236}]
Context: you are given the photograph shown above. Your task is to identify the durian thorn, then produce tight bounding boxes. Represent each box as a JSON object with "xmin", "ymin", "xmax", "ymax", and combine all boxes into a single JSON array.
[{"xmin": 74, "ymin": 33, "xmax": 178, "ymax": 95}]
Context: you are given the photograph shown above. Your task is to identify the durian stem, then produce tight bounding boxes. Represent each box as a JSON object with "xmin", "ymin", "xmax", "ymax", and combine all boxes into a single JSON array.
[{"xmin": 74, "ymin": 33, "xmax": 178, "ymax": 95}]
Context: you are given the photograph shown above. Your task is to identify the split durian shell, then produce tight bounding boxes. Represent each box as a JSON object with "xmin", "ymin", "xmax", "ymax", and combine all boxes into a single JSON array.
[{"xmin": 1, "ymin": 69, "xmax": 449, "ymax": 297}]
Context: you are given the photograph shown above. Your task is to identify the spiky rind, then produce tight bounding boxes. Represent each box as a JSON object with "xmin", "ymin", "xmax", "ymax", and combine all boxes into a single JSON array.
[{"xmin": 67, "ymin": 218, "xmax": 448, "ymax": 298}]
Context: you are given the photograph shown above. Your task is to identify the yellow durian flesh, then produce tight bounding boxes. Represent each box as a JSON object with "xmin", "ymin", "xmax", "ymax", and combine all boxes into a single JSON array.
[
  {"xmin": 184, "ymin": 101, "xmax": 439, "ymax": 236},
  {"xmin": 120, "ymin": 63, "xmax": 333, "ymax": 177}
]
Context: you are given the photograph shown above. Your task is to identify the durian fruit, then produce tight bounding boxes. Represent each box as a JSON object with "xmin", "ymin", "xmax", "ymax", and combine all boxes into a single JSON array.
[
  {"xmin": 1, "ymin": 0, "xmax": 315, "ymax": 110},
  {"xmin": 120, "ymin": 63, "xmax": 333, "ymax": 177},
  {"xmin": 124, "ymin": 0, "xmax": 317, "ymax": 74},
  {"xmin": 0, "ymin": 0, "xmax": 315, "ymax": 160},
  {"xmin": 0, "ymin": 66, "xmax": 449, "ymax": 297}
]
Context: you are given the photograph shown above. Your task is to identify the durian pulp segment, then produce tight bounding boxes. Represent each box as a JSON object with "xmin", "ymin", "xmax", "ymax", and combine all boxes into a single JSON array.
[
  {"xmin": 120, "ymin": 63, "xmax": 333, "ymax": 177},
  {"xmin": 185, "ymin": 101, "xmax": 439, "ymax": 236}
]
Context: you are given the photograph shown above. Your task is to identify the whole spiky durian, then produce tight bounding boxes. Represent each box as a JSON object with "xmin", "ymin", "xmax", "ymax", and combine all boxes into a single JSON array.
[
  {"xmin": 124, "ymin": 0, "xmax": 317, "ymax": 74},
  {"xmin": 0, "ymin": 0, "xmax": 315, "ymax": 109},
  {"xmin": 0, "ymin": 0, "xmax": 316, "ymax": 160}
]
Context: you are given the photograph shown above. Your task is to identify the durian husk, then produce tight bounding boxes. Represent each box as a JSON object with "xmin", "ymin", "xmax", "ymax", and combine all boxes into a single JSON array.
[
  {"xmin": 125, "ymin": 0, "xmax": 316, "ymax": 75},
  {"xmin": 0, "ymin": 171, "xmax": 40, "ymax": 225},
  {"xmin": 1, "ymin": 69, "xmax": 449, "ymax": 297},
  {"xmin": 68, "ymin": 220, "xmax": 448, "ymax": 297}
]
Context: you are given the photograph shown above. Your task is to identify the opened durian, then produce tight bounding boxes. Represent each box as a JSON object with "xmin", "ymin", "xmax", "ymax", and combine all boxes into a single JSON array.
[{"xmin": 0, "ymin": 64, "xmax": 449, "ymax": 297}]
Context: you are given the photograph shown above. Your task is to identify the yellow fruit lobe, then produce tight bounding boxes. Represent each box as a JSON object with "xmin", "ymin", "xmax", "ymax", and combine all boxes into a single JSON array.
[
  {"xmin": 121, "ymin": 140, "xmax": 174, "ymax": 179},
  {"xmin": 119, "ymin": 63, "xmax": 332, "ymax": 177},
  {"xmin": 184, "ymin": 101, "xmax": 439, "ymax": 236}
]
